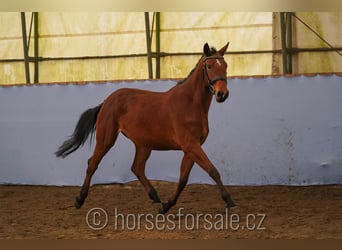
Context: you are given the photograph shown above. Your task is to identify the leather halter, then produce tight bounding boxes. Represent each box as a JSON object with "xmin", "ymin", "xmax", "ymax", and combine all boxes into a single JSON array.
[{"xmin": 202, "ymin": 56, "xmax": 227, "ymax": 94}]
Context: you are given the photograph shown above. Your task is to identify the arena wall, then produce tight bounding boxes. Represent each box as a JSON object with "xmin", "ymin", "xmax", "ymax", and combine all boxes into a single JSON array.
[{"xmin": 0, "ymin": 75, "xmax": 341, "ymax": 186}]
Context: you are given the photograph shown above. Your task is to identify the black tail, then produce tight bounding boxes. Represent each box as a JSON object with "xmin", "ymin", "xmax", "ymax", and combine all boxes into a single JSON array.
[{"xmin": 55, "ymin": 103, "xmax": 103, "ymax": 158}]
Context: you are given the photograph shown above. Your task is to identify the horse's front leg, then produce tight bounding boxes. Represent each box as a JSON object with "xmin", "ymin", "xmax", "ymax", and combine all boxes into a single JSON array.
[{"xmin": 186, "ymin": 143, "xmax": 236, "ymax": 210}]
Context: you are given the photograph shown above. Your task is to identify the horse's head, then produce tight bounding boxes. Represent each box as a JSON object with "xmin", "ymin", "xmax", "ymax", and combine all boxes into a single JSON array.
[{"xmin": 202, "ymin": 42, "xmax": 230, "ymax": 103}]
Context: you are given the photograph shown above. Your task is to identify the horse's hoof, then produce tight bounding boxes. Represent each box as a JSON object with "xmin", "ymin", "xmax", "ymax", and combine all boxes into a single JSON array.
[
  {"xmin": 74, "ymin": 197, "xmax": 83, "ymax": 209},
  {"xmin": 159, "ymin": 202, "xmax": 171, "ymax": 214},
  {"xmin": 153, "ymin": 201, "xmax": 170, "ymax": 214},
  {"xmin": 228, "ymin": 206, "xmax": 240, "ymax": 214},
  {"xmin": 158, "ymin": 208, "xmax": 166, "ymax": 214},
  {"xmin": 152, "ymin": 202, "xmax": 163, "ymax": 213}
]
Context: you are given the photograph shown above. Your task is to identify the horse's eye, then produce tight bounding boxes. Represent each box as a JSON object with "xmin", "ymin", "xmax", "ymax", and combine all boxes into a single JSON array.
[{"xmin": 207, "ymin": 64, "xmax": 212, "ymax": 69}]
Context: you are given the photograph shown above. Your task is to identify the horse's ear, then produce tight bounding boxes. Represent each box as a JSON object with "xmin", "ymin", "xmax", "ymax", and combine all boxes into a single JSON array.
[
  {"xmin": 203, "ymin": 43, "xmax": 211, "ymax": 57},
  {"xmin": 218, "ymin": 42, "xmax": 230, "ymax": 56}
]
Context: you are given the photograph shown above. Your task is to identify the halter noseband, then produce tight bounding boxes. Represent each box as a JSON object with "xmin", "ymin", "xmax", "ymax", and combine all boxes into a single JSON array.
[{"xmin": 202, "ymin": 56, "xmax": 227, "ymax": 94}]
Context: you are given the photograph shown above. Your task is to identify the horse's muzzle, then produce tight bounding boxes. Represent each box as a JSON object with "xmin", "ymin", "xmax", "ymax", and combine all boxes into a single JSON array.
[{"xmin": 215, "ymin": 90, "xmax": 229, "ymax": 103}]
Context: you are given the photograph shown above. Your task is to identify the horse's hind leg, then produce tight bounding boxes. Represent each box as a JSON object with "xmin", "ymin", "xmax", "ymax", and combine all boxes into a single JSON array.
[
  {"xmin": 159, "ymin": 153, "xmax": 194, "ymax": 214},
  {"xmin": 75, "ymin": 123, "xmax": 119, "ymax": 209},
  {"xmin": 131, "ymin": 145, "xmax": 162, "ymax": 205}
]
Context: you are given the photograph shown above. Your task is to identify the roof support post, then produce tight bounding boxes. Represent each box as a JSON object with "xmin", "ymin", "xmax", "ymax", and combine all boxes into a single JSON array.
[
  {"xmin": 20, "ymin": 12, "xmax": 31, "ymax": 84},
  {"xmin": 286, "ymin": 12, "xmax": 293, "ymax": 74},
  {"xmin": 144, "ymin": 12, "xmax": 153, "ymax": 79},
  {"xmin": 155, "ymin": 12, "xmax": 161, "ymax": 79},
  {"xmin": 33, "ymin": 12, "xmax": 39, "ymax": 83},
  {"xmin": 280, "ymin": 12, "xmax": 293, "ymax": 74}
]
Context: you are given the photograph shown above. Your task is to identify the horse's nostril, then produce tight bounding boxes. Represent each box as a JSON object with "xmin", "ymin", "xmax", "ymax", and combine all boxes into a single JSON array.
[
  {"xmin": 216, "ymin": 90, "xmax": 229, "ymax": 103},
  {"xmin": 218, "ymin": 91, "xmax": 227, "ymax": 99},
  {"xmin": 215, "ymin": 91, "xmax": 227, "ymax": 102}
]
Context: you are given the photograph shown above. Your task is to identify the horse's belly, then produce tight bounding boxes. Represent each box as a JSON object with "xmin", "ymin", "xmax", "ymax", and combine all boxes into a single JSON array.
[
  {"xmin": 121, "ymin": 130, "xmax": 181, "ymax": 150},
  {"xmin": 148, "ymin": 138, "xmax": 181, "ymax": 151}
]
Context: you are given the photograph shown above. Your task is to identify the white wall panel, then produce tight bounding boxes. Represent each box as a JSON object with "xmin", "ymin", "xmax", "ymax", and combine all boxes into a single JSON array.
[{"xmin": 0, "ymin": 75, "xmax": 341, "ymax": 186}]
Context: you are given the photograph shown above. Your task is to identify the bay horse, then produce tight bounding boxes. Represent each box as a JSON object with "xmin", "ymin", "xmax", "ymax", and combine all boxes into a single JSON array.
[{"xmin": 55, "ymin": 42, "xmax": 236, "ymax": 214}]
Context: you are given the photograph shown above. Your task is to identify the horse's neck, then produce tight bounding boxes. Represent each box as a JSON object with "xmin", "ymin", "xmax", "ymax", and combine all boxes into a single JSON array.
[{"xmin": 184, "ymin": 66, "xmax": 213, "ymax": 113}]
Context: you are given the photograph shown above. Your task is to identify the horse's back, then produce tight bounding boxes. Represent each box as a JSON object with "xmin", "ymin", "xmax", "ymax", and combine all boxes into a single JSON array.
[{"xmin": 105, "ymin": 87, "xmax": 170, "ymax": 114}]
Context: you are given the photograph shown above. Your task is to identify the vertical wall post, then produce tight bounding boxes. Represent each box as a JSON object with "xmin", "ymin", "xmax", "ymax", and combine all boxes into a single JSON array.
[
  {"xmin": 280, "ymin": 12, "xmax": 293, "ymax": 74},
  {"xmin": 20, "ymin": 12, "xmax": 31, "ymax": 84},
  {"xmin": 280, "ymin": 12, "xmax": 288, "ymax": 74},
  {"xmin": 33, "ymin": 12, "xmax": 39, "ymax": 83},
  {"xmin": 286, "ymin": 12, "xmax": 293, "ymax": 74},
  {"xmin": 144, "ymin": 12, "xmax": 153, "ymax": 79},
  {"xmin": 155, "ymin": 12, "xmax": 161, "ymax": 79}
]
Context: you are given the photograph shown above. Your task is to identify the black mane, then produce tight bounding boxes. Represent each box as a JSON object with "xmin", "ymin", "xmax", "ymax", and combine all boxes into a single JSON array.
[{"xmin": 177, "ymin": 46, "xmax": 217, "ymax": 85}]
